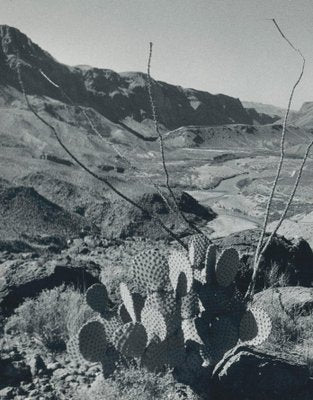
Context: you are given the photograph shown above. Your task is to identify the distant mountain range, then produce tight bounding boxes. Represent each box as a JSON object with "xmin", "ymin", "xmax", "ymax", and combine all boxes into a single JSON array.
[
  {"xmin": 242, "ymin": 101, "xmax": 287, "ymax": 118},
  {"xmin": 287, "ymin": 102, "xmax": 313, "ymax": 128},
  {"xmin": 0, "ymin": 25, "xmax": 280, "ymax": 133},
  {"xmin": 242, "ymin": 100, "xmax": 313, "ymax": 129}
]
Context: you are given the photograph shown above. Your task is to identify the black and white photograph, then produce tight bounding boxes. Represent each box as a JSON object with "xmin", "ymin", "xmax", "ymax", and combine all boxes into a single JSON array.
[{"xmin": 0, "ymin": 1, "xmax": 312, "ymax": 399}]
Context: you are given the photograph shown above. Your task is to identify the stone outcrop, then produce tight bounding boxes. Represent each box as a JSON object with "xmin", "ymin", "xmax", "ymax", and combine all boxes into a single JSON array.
[
  {"xmin": 253, "ymin": 286, "xmax": 313, "ymax": 316},
  {"xmin": 101, "ymin": 190, "xmax": 216, "ymax": 240},
  {"xmin": 0, "ymin": 257, "xmax": 101, "ymax": 316},
  {"xmin": 212, "ymin": 345, "xmax": 311, "ymax": 400},
  {"xmin": 214, "ymin": 229, "xmax": 313, "ymax": 294}
]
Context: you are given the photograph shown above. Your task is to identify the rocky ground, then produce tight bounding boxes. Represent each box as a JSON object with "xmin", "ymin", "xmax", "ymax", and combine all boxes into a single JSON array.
[{"xmin": 0, "ymin": 230, "xmax": 312, "ymax": 400}]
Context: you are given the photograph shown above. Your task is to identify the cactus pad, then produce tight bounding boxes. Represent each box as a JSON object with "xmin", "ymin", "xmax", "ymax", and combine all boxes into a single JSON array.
[
  {"xmin": 200, "ymin": 286, "xmax": 232, "ymax": 315},
  {"xmin": 132, "ymin": 249, "xmax": 170, "ymax": 292},
  {"xmin": 207, "ymin": 316, "xmax": 239, "ymax": 363},
  {"xmin": 193, "ymin": 269, "xmax": 206, "ymax": 285},
  {"xmin": 113, "ymin": 322, "xmax": 147, "ymax": 358},
  {"xmin": 168, "ymin": 250, "xmax": 193, "ymax": 296},
  {"xmin": 180, "ymin": 291, "xmax": 199, "ymax": 319},
  {"xmin": 78, "ymin": 320, "xmax": 108, "ymax": 362},
  {"xmin": 102, "ymin": 316, "xmax": 123, "ymax": 341},
  {"xmin": 101, "ymin": 346, "xmax": 119, "ymax": 377},
  {"xmin": 118, "ymin": 303, "xmax": 132, "ymax": 323},
  {"xmin": 132, "ymin": 292, "xmax": 145, "ymax": 321},
  {"xmin": 141, "ymin": 339, "xmax": 166, "ymax": 371},
  {"xmin": 120, "ymin": 282, "xmax": 137, "ymax": 322},
  {"xmin": 144, "ymin": 293, "xmax": 180, "ymax": 336},
  {"xmin": 142, "ymin": 333, "xmax": 185, "ymax": 371},
  {"xmin": 164, "ymin": 332, "xmax": 186, "ymax": 367},
  {"xmin": 188, "ymin": 234, "xmax": 209, "ymax": 269},
  {"xmin": 215, "ymin": 248, "xmax": 239, "ymax": 287},
  {"xmin": 77, "ymin": 243, "xmax": 271, "ymax": 380},
  {"xmin": 145, "ymin": 291, "xmax": 177, "ymax": 316},
  {"xmin": 204, "ymin": 244, "xmax": 217, "ymax": 285},
  {"xmin": 182, "ymin": 318, "xmax": 203, "ymax": 345},
  {"xmin": 175, "ymin": 364, "xmax": 196, "ymax": 385},
  {"xmin": 186, "ymin": 350, "xmax": 203, "ymax": 372},
  {"xmin": 86, "ymin": 283, "xmax": 109, "ymax": 314},
  {"xmin": 67, "ymin": 335, "xmax": 85, "ymax": 364},
  {"xmin": 239, "ymin": 307, "xmax": 271, "ymax": 345},
  {"xmin": 141, "ymin": 305, "xmax": 167, "ymax": 342},
  {"xmin": 199, "ymin": 345, "xmax": 214, "ymax": 367}
]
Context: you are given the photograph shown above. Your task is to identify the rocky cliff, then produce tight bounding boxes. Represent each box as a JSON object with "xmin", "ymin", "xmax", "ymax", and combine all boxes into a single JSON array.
[{"xmin": 0, "ymin": 25, "xmax": 263, "ymax": 132}]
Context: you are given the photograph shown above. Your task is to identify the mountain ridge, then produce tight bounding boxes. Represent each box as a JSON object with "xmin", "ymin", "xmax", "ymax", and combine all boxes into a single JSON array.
[
  {"xmin": 242, "ymin": 101, "xmax": 287, "ymax": 118},
  {"xmin": 0, "ymin": 24, "xmax": 278, "ymax": 131},
  {"xmin": 287, "ymin": 101, "xmax": 313, "ymax": 128}
]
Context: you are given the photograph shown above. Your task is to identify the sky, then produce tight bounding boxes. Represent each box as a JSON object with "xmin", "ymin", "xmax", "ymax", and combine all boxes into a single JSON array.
[{"xmin": 0, "ymin": 0, "xmax": 313, "ymax": 110}]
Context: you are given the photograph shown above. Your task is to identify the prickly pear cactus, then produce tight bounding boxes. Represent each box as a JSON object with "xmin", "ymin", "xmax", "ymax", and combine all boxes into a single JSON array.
[{"xmin": 69, "ymin": 239, "xmax": 271, "ymax": 385}]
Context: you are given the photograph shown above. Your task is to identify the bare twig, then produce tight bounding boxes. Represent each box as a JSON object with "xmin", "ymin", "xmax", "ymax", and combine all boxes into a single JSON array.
[
  {"xmin": 247, "ymin": 139, "xmax": 313, "ymax": 298},
  {"xmin": 259, "ymin": 139, "xmax": 313, "ymax": 257},
  {"xmin": 38, "ymin": 69, "xmax": 174, "ymax": 212},
  {"xmin": 147, "ymin": 42, "xmax": 206, "ymax": 237},
  {"xmin": 16, "ymin": 56, "xmax": 187, "ymax": 249},
  {"xmin": 246, "ymin": 19, "xmax": 306, "ymax": 300}
]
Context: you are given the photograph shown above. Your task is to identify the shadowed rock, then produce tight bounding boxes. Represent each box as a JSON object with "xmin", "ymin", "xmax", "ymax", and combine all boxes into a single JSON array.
[
  {"xmin": 0, "ymin": 258, "xmax": 101, "ymax": 317},
  {"xmin": 214, "ymin": 229, "xmax": 313, "ymax": 294},
  {"xmin": 101, "ymin": 190, "xmax": 216, "ymax": 240},
  {"xmin": 212, "ymin": 345, "xmax": 311, "ymax": 400}
]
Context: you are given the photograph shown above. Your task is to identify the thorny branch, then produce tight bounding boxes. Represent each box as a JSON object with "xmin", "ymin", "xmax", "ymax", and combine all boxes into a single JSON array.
[
  {"xmin": 259, "ymin": 139, "xmax": 313, "ymax": 259},
  {"xmin": 147, "ymin": 42, "xmax": 206, "ymax": 237},
  {"xmin": 16, "ymin": 55, "xmax": 187, "ymax": 249},
  {"xmin": 246, "ymin": 18, "xmax": 307, "ymax": 300}
]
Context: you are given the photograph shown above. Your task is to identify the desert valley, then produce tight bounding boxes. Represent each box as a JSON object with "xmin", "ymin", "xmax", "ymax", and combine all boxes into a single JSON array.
[{"xmin": 0, "ymin": 23, "xmax": 313, "ymax": 400}]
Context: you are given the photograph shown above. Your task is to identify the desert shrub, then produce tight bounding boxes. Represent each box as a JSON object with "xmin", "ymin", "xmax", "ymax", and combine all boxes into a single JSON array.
[
  {"xmin": 266, "ymin": 262, "xmax": 290, "ymax": 288},
  {"xmin": 268, "ymin": 306, "xmax": 313, "ymax": 356},
  {"xmin": 270, "ymin": 310, "xmax": 304, "ymax": 346},
  {"xmin": 76, "ymin": 366, "xmax": 201, "ymax": 400},
  {"xmin": 302, "ymin": 340, "xmax": 313, "ymax": 375},
  {"xmin": 5, "ymin": 285, "xmax": 94, "ymax": 352}
]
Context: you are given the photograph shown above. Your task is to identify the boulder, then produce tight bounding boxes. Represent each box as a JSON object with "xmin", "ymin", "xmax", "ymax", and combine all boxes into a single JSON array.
[
  {"xmin": 212, "ymin": 345, "xmax": 311, "ymax": 400},
  {"xmin": 28, "ymin": 354, "xmax": 47, "ymax": 377},
  {"xmin": 101, "ymin": 189, "xmax": 216, "ymax": 241},
  {"xmin": 214, "ymin": 229, "xmax": 313, "ymax": 294},
  {"xmin": 0, "ymin": 387, "xmax": 15, "ymax": 399},
  {"xmin": 253, "ymin": 286, "xmax": 313, "ymax": 317},
  {"xmin": 0, "ymin": 257, "xmax": 101, "ymax": 316},
  {"xmin": 0, "ymin": 356, "xmax": 31, "ymax": 388}
]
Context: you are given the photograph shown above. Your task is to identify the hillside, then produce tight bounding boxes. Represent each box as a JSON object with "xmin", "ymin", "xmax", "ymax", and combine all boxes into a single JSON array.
[
  {"xmin": 0, "ymin": 183, "xmax": 97, "ymax": 243},
  {"xmin": 242, "ymin": 101, "xmax": 287, "ymax": 118},
  {"xmin": 0, "ymin": 24, "xmax": 271, "ymax": 133},
  {"xmin": 242, "ymin": 100, "xmax": 313, "ymax": 129},
  {"xmin": 287, "ymin": 101, "xmax": 313, "ymax": 128},
  {"xmin": 163, "ymin": 123, "xmax": 313, "ymax": 155}
]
